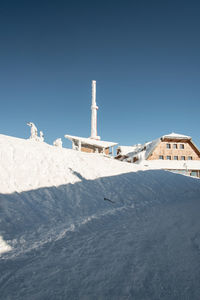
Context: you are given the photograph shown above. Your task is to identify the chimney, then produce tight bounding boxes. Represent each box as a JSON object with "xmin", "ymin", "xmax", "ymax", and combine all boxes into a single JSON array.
[{"xmin": 90, "ymin": 80, "xmax": 100, "ymax": 140}]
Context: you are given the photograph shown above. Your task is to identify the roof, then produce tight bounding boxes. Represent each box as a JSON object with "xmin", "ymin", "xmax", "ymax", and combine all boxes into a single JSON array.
[
  {"xmin": 162, "ymin": 132, "xmax": 191, "ymax": 140},
  {"xmin": 117, "ymin": 138, "xmax": 160, "ymax": 162},
  {"xmin": 117, "ymin": 145, "xmax": 143, "ymax": 156},
  {"xmin": 65, "ymin": 135, "xmax": 118, "ymax": 148}
]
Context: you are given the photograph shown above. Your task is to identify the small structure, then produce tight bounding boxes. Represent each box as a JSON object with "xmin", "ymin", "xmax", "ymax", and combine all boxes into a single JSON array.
[
  {"xmin": 65, "ymin": 81, "xmax": 117, "ymax": 156},
  {"xmin": 65, "ymin": 134, "xmax": 117, "ymax": 155},
  {"xmin": 116, "ymin": 132, "xmax": 200, "ymax": 178},
  {"xmin": 53, "ymin": 138, "xmax": 62, "ymax": 148}
]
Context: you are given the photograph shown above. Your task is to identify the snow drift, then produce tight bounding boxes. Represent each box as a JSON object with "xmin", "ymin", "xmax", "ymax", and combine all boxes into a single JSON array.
[{"xmin": 0, "ymin": 134, "xmax": 200, "ymax": 299}]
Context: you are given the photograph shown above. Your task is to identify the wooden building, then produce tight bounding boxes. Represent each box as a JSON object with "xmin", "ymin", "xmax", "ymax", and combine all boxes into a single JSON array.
[
  {"xmin": 116, "ymin": 133, "xmax": 200, "ymax": 178},
  {"xmin": 65, "ymin": 135, "xmax": 118, "ymax": 156}
]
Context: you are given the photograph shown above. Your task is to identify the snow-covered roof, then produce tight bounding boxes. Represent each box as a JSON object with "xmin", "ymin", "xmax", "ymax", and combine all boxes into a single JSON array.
[
  {"xmin": 118, "ymin": 145, "xmax": 142, "ymax": 156},
  {"xmin": 117, "ymin": 138, "xmax": 160, "ymax": 162},
  {"xmin": 162, "ymin": 132, "xmax": 191, "ymax": 140},
  {"xmin": 65, "ymin": 135, "xmax": 118, "ymax": 148},
  {"xmin": 143, "ymin": 138, "xmax": 161, "ymax": 160}
]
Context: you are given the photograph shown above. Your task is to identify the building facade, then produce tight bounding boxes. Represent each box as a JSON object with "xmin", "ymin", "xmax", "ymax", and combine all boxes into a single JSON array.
[
  {"xmin": 65, "ymin": 134, "xmax": 117, "ymax": 156},
  {"xmin": 116, "ymin": 133, "xmax": 200, "ymax": 178}
]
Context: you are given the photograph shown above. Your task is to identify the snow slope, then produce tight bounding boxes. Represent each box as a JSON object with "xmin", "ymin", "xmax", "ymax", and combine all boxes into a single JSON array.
[
  {"xmin": 0, "ymin": 134, "xmax": 140, "ymax": 194},
  {"xmin": 1, "ymin": 134, "xmax": 200, "ymax": 299}
]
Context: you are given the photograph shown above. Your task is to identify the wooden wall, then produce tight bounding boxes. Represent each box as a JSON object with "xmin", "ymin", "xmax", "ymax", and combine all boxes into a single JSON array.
[
  {"xmin": 81, "ymin": 144, "xmax": 110, "ymax": 155},
  {"xmin": 148, "ymin": 139, "xmax": 200, "ymax": 160},
  {"xmin": 81, "ymin": 144, "xmax": 97, "ymax": 153}
]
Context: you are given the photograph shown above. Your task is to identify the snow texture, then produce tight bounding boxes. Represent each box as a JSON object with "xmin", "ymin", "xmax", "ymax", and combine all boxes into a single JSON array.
[
  {"xmin": 1, "ymin": 134, "xmax": 200, "ymax": 299},
  {"xmin": 0, "ymin": 134, "xmax": 137, "ymax": 194}
]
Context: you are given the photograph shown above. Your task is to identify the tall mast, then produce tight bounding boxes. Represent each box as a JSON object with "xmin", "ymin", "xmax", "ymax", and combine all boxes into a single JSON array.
[{"xmin": 90, "ymin": 80, "xmax": 100, "ymax": 140}]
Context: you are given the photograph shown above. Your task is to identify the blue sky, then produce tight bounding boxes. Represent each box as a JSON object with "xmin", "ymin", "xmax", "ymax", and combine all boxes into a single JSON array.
[{"xmin": 0, "ymin": 0, "xmax": 200, "ymax": 148}]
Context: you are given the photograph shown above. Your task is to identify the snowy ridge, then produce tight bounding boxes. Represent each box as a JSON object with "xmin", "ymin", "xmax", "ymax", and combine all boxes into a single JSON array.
[{"xmin": 0, "ymin": 134, "xmax": 140, "ymax": 194}]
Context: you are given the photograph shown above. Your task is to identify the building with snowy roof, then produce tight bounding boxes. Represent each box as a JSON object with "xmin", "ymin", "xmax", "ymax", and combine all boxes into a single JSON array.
[
  {"xmin": 116, "ymin": 132, "xmax": 200, "ymax": 178},
  {"xmin": 65, "ymin": 81, "xmax": 118, "ymax": 156},
  {"xmin": 65, "ymin": 134, "xmax": 117, "ymax": 155}
]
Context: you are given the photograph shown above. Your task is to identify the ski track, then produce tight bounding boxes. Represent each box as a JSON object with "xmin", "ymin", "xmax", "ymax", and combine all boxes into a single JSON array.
[
  {"xmin": 1, "ymin": 203, "xmax": 134, "ymax": 260},
  {"xmin": 1, "ymin": 177, "xmax": 198, "ymax": 261}
]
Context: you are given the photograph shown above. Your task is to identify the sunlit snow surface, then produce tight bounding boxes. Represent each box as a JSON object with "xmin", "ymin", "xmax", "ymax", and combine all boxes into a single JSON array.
[
  {"xmin": 0, "ymin": 236, "xmax": 12, "ymax": 254},
  {"xmin": 1, "ymin": 134, "xmax": 200, "ymax": 299}
]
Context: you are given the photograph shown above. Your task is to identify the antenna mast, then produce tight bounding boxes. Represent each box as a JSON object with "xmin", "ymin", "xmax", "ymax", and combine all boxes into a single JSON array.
[{"xmin": 90, "ymin": 80, "xmax": 100, "ymax": 140}]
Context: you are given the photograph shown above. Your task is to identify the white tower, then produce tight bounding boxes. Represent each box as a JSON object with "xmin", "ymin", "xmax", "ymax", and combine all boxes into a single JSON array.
[{"xmin": 90, "ymin": 80, "xmax": 100, "ymax": 140}]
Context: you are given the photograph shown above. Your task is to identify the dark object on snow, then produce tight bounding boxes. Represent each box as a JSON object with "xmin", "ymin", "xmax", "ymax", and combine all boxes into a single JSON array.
[{"xmin": 104, "ymin": 197, "xmax": 115, "ymax": 203}]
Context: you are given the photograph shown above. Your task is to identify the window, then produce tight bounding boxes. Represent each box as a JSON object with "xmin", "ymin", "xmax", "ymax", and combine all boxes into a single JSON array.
[
  {"xmin": 180, "ymin": 144, "xmax": 184, "ymax": 149},
  {"xmin": 166, "ymin": 144, "xmax": 171, "ymax": 149},
  {"xmin": 173, "ymin": 144, "xmax": 177, "ymax": 149},
  {"xmin": 181, "ymin": 156, "xmax": 185, "ymax": 160},
  {"xmin": 159, "ymin": 155, "xmax": 164, "ymax": 160},
  {"xmin": 174, "ymin": 156, "xmax": 178, "ymax": 160},
  {"xmin": 188, "ymin": 156, "xmax": 192, "ymax": 160},
  {"xmin": 191, "ymin": 171, "xmax": 198, "ymax": 177},
  {"xmin": 166, "ymin": 156, "xmax": 171, "ymax": 160}
]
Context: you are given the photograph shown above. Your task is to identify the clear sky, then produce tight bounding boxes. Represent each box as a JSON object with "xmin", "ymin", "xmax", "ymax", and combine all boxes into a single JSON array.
[{"xmin": 0, "ymin": 0, "xmax": 200, "ymax": 149}]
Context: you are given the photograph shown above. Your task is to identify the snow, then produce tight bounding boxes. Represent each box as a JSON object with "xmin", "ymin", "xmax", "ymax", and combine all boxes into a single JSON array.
[
  {"xmin": 162, "ymin": 132, "xmax": 191, "ymax": 139},
  {"xmin": 141, "ymin": 159, "xmax": 200, "ymax": 170},
  {"xmin": 139, "ymin": 138, "xmax": 160, "ymax": 161},
  {"xmin": 53, "ymin": 138, "xmax": 62, "ymax": 148},
  {"xmin": 0, "ymin": 134, "xmax": 137, "ymax": 194},
  {"xmin": 1, "ymin": 133, "xmax": 200, "ymax": 299},
  {"xmin": 65, "ymin": 134, "xmax": 118, "ymax": 148},
  {"xmin": 117, "ymin": 144, "xmax": 142, "ymax": 156},
  {"xmin": 0, "ymin": 236, "xmax": 12, "ymax": 254},
  {"xmin": 118, "ymin": 138, "xmax": 160, "ymax": 161}
]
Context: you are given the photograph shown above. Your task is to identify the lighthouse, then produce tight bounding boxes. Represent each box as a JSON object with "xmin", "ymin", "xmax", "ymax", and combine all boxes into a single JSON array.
[{"xmin": 90, "ymin": 80, "xmax": 100, "ymax": 140}]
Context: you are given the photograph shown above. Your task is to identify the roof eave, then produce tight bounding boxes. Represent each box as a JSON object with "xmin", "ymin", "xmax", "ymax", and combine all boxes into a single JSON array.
[{"xmin": 65, "ymin": 135, "xmax": 118, "ymax": 148}]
